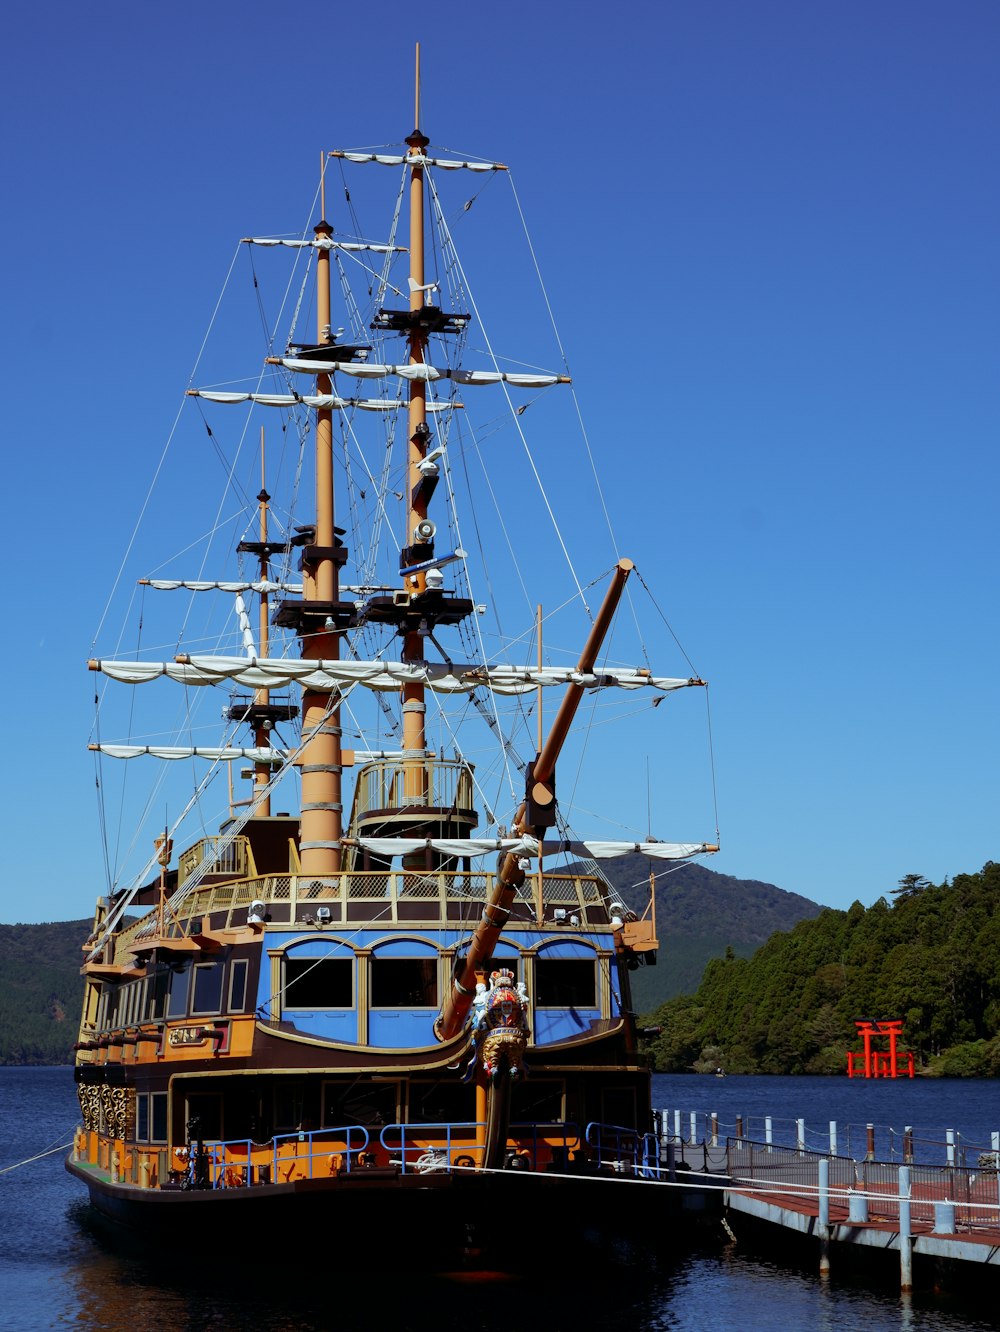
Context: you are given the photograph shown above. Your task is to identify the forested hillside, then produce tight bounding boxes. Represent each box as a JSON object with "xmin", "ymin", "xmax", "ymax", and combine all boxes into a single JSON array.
[
  {"xmin": 0, "ymin": 921, "xmax": 91, "ymax": 1064},
  {"xmin": 595, "ymin": 855, "xmax": 822, "ymax": 1009},
  {"xmin": 642, "ymin": 862, "xmax": 1000, "ymax": 1076}
]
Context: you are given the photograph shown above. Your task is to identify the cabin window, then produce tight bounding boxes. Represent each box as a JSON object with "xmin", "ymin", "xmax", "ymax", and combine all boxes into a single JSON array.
[
  {"xmin": 601, "ymin": 1087, "xmax": 637, "ymax": 1129},
  {"xmin": 151, "ymin": 1092, "xmax": 168, "ymax": 1143},
  {"xmin": 228, "ymin": 958, "xmax": 249, "ymax": 1012},
  {"xmin": 273, "ymin": 1083, "xmax": 305, "ymax": 1135},
  {"xmin": 511, "ymin": 1080, "xmax": 565, "ymax": 1125},
  {"xmin": 136, "ymin": 1094, "xmax": 149, "ymax": 1142},
  {"xmin": 322, "ymin": 1081, "xmax": 398, "ymax": 1130},
  {"xmin": 534, "ymin": 958, "xmax": 596, "ymax": 1008},
  {"xmin": 167, "ymin": 962, "xmax": 191, "ymax": 1018},
  {"xmin": 192, "ymin": 960, "xmax": 225, "ymax": 1014},
  {"xmin": 283, "ymin": 957, "xmax": 352, "ymax": 1009},
  {"xmin": 147, "ymin": 967, "xmax": 169, "ymax": 1021},
  {"xmin": 409, "ymin": 1080, "xmax": 476, "ymax": 1125},
  {"xmin": 370, "ymin": 957, "xmax": 437, "ymax": 1007},
  {"xmin": 185, "ymin": 1093, "xmax": 222, "ymax": 1142}
]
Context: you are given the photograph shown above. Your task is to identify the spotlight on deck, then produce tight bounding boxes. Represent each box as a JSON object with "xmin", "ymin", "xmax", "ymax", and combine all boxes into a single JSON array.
[{"xmin": 248, "ymin": 900, "xmax": 267, "ymax": 925}]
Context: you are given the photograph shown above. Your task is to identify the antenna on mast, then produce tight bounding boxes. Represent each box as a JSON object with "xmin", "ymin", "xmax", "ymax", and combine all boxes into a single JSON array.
[
  {"xmin": 414, "ymin": 42, "xmax": 421, "ymax": 130},
  {"xmin": 319, "ymin": 150, "xmax": 327, "ymax": 221}
]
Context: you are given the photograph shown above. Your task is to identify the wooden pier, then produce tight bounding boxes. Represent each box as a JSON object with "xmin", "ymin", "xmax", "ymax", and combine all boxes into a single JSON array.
[
  {"xmin": 659, "ymin": 1111, "xmax": 1000, "ymax": 1293},
  {"xmin": 723, "ymin": 1140, "xmax": 1000, "ymax": 1290}
]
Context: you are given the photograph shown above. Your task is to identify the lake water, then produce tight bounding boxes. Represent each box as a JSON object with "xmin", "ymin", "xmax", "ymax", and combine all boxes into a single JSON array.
[{"xmin": 1, "ymin": 1067, "xmax": 997, "ymax": 1330}]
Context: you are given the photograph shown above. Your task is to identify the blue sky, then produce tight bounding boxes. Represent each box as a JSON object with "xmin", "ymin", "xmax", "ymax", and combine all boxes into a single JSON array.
[{"xmin": 1, "ymin": 1, "xmax": 996, "ymax": 924}]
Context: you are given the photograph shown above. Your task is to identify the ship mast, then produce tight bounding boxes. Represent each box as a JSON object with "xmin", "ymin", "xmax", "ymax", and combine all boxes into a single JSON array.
[
  {"xmin": 298, "ymin": 156, "xmax": 343, "ymax": 875},
  {"xmin": 402, "ymin": 43, "xmax": 430, "ymax": 802},
  {"xmin": 253, "ymin": 429, "xmax": 272, "ymax": 817}
]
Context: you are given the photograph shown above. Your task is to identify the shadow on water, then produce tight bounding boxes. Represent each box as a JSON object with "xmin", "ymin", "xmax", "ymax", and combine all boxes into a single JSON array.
[
  {"xmin": 65, "ymin": 1198, "xmax": 695, "ymax": 1332},
  {"xmin": 63, "ymin": 1198, "xmax": 1000, "ymax": 1332}
]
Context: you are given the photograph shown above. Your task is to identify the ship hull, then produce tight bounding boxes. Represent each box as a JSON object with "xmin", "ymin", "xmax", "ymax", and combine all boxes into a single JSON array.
[{"xmin": 66, "ymin": 1154, "xmax": 686, "ymax": 1264}]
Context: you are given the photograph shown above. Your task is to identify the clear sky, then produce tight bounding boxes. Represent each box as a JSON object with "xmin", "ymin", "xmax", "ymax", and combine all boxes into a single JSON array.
[{"xmin": 1, "ymin": 1, "xmax": 996, "ymax": 924}]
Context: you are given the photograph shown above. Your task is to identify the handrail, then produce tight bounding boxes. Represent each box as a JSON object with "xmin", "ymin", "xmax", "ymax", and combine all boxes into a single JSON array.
[{"xmin": 202, "ymin": 1123, "xmax": 370, "ymax": 1188}]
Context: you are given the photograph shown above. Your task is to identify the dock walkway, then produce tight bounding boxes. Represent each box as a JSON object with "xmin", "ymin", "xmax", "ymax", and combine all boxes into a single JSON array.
[{"xmin": 722, "ymin": 1139, "xmax": 1000, "ymax": 1284}]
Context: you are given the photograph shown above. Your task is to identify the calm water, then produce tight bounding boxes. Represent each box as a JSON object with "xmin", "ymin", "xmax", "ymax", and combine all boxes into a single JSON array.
[{"xmin": 1, "ymin": 1067, "xmax": 998, "ymax": 1330}]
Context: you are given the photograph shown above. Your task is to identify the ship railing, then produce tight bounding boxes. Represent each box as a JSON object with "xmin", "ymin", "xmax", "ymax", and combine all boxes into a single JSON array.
[
  {"xmin": 352, "ymin": 757, "xmax": 475, "ymax": 817},
  {"xmin": 178, "ymin": 836, "xmax": 255, "ymax": 886},
  {"xmin": 727, "ymin": 1139, "xmax": 1000, "ymax": 1235},
  {"xmin": 202, "ymin": 1124, "xmax": 370, "ymax": 1189},
  {"xmin": 379, "ymin": 1120, "xmax": 583, "ymax": 1174},
  {"xmin": 142, "ymin": 869, "xmax": 604, "ymax": 934},
  {"xmin": 585, "ymin": 1121, "xmax": 663, "ymax": 1180}
]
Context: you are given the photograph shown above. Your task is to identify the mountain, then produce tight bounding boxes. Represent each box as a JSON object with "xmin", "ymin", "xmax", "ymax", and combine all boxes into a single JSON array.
[
  {"xmin": 0, "ymin": 920, "xmax": 93, "ymax": 1065},
  {"xmin": 593, "ymin": 856, "xmax": 824, "ymax": 1014},
  {"xmin": 642, "ymin": 861, "xmax": 1000, "ymax": 1076},
  {"xmin": 0, "ymin": 863, "xmax": 822, "ymax": 1064}
]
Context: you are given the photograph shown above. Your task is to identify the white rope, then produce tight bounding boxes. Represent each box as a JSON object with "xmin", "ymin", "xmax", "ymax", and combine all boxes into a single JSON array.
[
  {"xmin": 0, "ymin": 1139, "xmax": 75, "ymax": 1174},
  {"xmin": 426, "ymin": 170, "xmax": 589, "ymax": 618}
]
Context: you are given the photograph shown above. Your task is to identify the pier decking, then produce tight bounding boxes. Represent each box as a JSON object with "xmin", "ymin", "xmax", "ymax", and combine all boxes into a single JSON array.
[{"xmin": 659, "ymin": 1110, "xmax": 1000, "ymax": 1292}]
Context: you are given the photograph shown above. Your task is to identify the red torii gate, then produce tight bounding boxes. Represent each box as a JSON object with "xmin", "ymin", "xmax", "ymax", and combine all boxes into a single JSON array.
[{"xmin": 847, "ymin": 1020, "xmax": 915, "ymax": 1078}]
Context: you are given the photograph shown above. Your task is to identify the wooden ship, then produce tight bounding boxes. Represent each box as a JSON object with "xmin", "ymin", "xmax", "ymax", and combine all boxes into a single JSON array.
[{"xmin": 67, "ymin": 51, "xmax": 717, "ymax": 1256}]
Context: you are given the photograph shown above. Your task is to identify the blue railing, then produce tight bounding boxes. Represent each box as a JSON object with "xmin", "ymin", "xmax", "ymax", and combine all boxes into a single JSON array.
[
  {"xmin": 203, "ymin": 1123, "xmax": 370, "ymax": 1188},
  {"xmin": 586, "ymin": 1121, "xmax": 663, "ymax": 1179},
  {"xmin": 195, "ymin": 1118, "xmax": 645, "ymax": 1186}
]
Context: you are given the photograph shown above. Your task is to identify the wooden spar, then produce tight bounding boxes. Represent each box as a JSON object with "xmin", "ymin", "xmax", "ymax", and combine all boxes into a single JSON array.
[
  {"xmin": 535, "ymin": 603, "xmax": 543, "ymax": 926},
  {"xmin": 435, "ymin": 558, "xmax": 635, "ymax": 1041},
  {"xmin": 401, "ymin": 58, "xmax": 432, "ymax": 805},
  {"xmin": 298, "ymin": 175, "xmax": 343, "ymax": 874},
  {"xmin": 254, "ymin": 429, "xmax": 272, "ymax": 817}
]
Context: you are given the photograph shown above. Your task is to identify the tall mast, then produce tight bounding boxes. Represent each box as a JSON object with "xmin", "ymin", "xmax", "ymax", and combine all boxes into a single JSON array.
[
  {"xmin": 254, "ymin": 429, "xmax": 272, "ymax": 817},
  {"xmin": 298, "ymin": 153, "xmax": 343, "ymax": 875},
  {"xmin": 402, "ymin": 43, "xmax": 431, "ymax": 802}
]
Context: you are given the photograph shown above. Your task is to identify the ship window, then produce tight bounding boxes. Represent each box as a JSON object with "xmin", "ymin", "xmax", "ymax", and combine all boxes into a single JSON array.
[
  {"xmin": 167, "ymin": 962, "xmax": 191, "ymax": 1018},
  {"xmin": 147, "ymin": 967, "xmax": 169, "ymax": 1021},
  {"xmin": 186, "ymin": 1093, "xmax": 222, "ymax": 1142},
  {"xmin": 322, "ymin": 1082, "xmax": 398, "ymax": 1130},
  {"xmin": 409, "ymin": 1080, "xmax": 476, "ymax": 1125},
  {"xmin": 228, "ymin": 959, "xmax": 249, "ymax": 1012},
  {"xmin": 273, "ymin": 1083, "xmax": 305, "ymax": 1135},
  {"xmin": 151, "ymin": 1092, "xmax": 168, "ymax": 1143},
  {"xmin": 534, "ymin": 958, "xmax": 596, "ymax": 1007},
  {"xmin": 511, "ymin": 1080, "xmax": 565, "ymax": 1125},
  {"xmin": 192, "ymin": 960, "xmax": 225, "ymax": 1014},
  {"xmin": 136, "ymin": 1094, "xmax": 149, "ymax": 1142},
  {"xmin": 601, "ymin": 1087, "xmax": 637, "ymax": 1129},
  {"xmin": 283, "ymin": 957, "xmax": 352, "ymax": 1009},
  {"xmin": 371, "ymin": 957, "xmax": 437, "ymax": 1007}
]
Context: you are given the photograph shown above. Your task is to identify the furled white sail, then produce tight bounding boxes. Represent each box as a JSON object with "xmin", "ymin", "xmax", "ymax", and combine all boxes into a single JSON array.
[
  {"xmin": 90, "ymin": 745, "xmax": 288, "ymax": 762},
  {"xmin": 187, "ymin": 390, "xmax": 457, "ymax": 413},
  {"xmin": 242, "ymin": 237, "xmax": 405, "ymax": 253},
  {"xmin": 357, "ymin": 836, "xmax": 714, "ymax": 860},
  {"xmin": 89, "ymin": 656, "xmax": 703, "ymax": 697},
  {"xmin": 332, "ymin": 152, "xmax": 505, "ymax": 173},
  {"xmin": 143, "ymin": 580, "xmax": 304, "ymax": 594},
  {"xmin": 276, "ymin": 359, "xmax": 568, "ymax": 388}
]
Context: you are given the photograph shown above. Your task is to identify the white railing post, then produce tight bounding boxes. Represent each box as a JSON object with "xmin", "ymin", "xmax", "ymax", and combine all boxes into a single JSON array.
[
  {"xmin": 797, "ymin": 1117, "xmax": 806, "ymax": 1154},
  {"xmin": 829, "ymin": 1120, "xmax": 837, "ymax": 1157},
  {"xmin": 674, "ymin": 1109, "xmax": 681, "ymax": 1142},
  {"xmin": 899, "ymin": 1164, "xmax": 912, "ymax": 1293},
  {"xmin": 765, "ymin": 1115, "xmax": 773, "ymax": 1152},
  {"xmin": 946, "ymin": 1128, "xmax": 955, "ymax": 1167},
  {"xmin": 690, "ymin": 1111, "xmax": 697, "ymax": 1145},
  {"xmin": 818, "ymin": 1157, "xmax": 830, "ymax": 1277}
]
